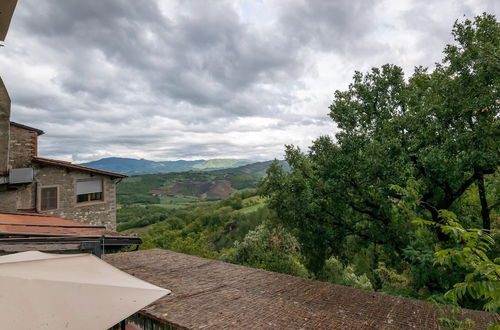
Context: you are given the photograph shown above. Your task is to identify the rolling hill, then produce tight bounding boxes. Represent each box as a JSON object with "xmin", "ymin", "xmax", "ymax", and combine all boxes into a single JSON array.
[
  {"xmin": 80, "ymin": 157, "xmax": 256, "ymax": 175},
  {"xmin": 116, "ymin": 160, "xmax": 288, "ymax": 205}
]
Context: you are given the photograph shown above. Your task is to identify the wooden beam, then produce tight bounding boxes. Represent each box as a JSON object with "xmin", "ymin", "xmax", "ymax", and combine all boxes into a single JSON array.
[{"xmin": 0, "ymin": 243, "xmax": 81, "ymax": 252}]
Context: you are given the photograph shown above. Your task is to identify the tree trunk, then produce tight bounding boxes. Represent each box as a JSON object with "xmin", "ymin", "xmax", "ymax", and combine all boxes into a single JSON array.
[
  {"xmin": 371, "ymin": 243, "xmax": 383, "ymax": 290},
  {"xmin": 476, "ymin": 172, "xmax": 491, "ymax": 230}
]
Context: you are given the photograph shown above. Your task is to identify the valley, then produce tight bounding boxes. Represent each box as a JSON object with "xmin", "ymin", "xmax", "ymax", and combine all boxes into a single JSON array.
[{"xmin": 115, "ymin": 160, "xmax": 285, "ymax": 232}]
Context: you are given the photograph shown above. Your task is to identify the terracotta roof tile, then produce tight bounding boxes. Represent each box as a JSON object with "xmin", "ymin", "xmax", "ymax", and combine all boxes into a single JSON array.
[
  {"xmin": 105, "ymin": 249, "xmax": 500, "ymax": 330},
  {"xmin": 0, "ymin": 213, "xmax": 106, "ymax": 236}
]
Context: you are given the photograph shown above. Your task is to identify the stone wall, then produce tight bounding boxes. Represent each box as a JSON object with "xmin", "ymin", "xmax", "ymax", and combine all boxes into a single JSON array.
[
  {"xmin": 34, "ymin": 165, "xmax": 117, "ymax": 229},
  {"xmin": 9, "ymin": 125, "xmax": 38, "ymax": 169},
  {"xmin": 0, "ymin": 187, "xmax": 17, "ymax": 212},
  {"xmin": 0, "ymin": 77, "xmax": 10, "ymax": 174},
  {"xmin": 0, "ymin": 76, "xmax": 119, "ymax": 228},
  {"xmin": 0, "ymin": 164, "xmax": 118, "ymax": 228},
  {"xmin": 15, "ymin": 183, "xmax": 36, "ymax": 211}
]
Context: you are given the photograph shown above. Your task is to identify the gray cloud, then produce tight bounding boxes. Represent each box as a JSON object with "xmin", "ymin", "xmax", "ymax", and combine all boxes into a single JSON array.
[
  {"xmin": 1, "ymin": 0, "xmax": 498, "ymax": 162},
  {"xmin": 277, "ymin": 0, "xmax": 378, "ymax": 53}
]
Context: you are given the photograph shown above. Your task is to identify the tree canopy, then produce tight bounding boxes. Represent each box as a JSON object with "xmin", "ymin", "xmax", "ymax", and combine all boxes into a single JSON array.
[
  {"xmin": 130, "ymin": 14, "xmax": 499, "ymax": 321},
  {"xmin": 261, "ymin": 14, "xmax": 499, "ymax": 280}
]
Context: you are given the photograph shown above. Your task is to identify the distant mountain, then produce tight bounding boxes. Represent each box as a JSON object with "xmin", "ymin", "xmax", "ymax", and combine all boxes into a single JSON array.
[{"xmin": 80, "ymin": 157, "xmax": 256, "ymax": 175}]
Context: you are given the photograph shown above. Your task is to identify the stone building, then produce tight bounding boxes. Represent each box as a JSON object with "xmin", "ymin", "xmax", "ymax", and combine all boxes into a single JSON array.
[{"xmin": 0, "ymin": 77, "xmax": 126, "ymax": 229}]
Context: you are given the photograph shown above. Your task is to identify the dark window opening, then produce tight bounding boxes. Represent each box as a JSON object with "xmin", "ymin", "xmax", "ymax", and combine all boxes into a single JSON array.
[
  {"xmin": 76, "ymin": 179, "xmax": 103, "ymax": 204},
  {"xmin": 41, "ymin": 187, "xmax": 57, "ymax": 211},
  {"xmin": 77, "ymin": 192, "xmax": 103, "ymax": 203}
]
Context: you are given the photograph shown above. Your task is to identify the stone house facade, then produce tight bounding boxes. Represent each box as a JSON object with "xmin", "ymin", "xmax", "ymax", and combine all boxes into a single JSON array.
[{"xmin": 0, "ymin": 77, "xmax": 126, "ymax": 229}]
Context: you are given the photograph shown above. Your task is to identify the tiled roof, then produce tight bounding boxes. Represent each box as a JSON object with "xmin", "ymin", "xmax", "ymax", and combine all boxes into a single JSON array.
[
  {"xmin": 10, "ymin": 121, "xmax": 45, "ymax": 135},
  {"xmin": 33, "ymin": 157, "xmax": 127, "ymax": 178},
  {"xmin": 0, "ymin": 212, "xmax": 106, "ymax": 235},
  {"xmin": 0, "ymin": 213, "xmax": 142, "ymax": 255},
  {"xmin": 105, "ymin": 249, "xmax": 500, "ymax": 329}
]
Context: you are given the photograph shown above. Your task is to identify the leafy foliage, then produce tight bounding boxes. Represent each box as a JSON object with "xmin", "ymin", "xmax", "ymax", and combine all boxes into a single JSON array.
[
  {"xmin": 138, "ymin": 190, "xmax": 270, "ymax": 257},
  {"xmin": 117, "ymin": 205, "xmax": 172, "ymax": 231},
  {"xmin": 260, "ymin": 14, "xmax": 499, "ymax": 284},
  {"xmin": 414, "ymin": 211, "xmax": 500, "ymax": 313},
  {"xmin": 318, "ymin": 257, "xmax": 373, "ymax": 290},
  {"xmin": 221, "ymin": 222, "xmax": 309, "ymax": 277},
  {"xmin": 117, "ymin": 14, "xmax": 499, "ymax": 317}
]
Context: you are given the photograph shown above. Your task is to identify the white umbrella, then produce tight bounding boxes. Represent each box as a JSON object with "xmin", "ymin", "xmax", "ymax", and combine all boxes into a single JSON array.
[{"xmin": 0, "ymin": 251, "xmax": 170, "ymax": 330}]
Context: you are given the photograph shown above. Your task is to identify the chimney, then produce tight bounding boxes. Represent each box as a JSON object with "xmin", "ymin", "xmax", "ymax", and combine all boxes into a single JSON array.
[{"xmin": 0, "ymin": 77, "xmax": 11, "ymax": 174}]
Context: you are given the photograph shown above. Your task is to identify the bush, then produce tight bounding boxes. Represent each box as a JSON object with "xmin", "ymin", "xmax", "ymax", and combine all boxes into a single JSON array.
[
  {"xmin": 221, "ymin": 222, "xmax": 309, "ymax": 278},
  {"xmin": 319, "ymin": 257, "xmax": 373, "ymax": 291}
]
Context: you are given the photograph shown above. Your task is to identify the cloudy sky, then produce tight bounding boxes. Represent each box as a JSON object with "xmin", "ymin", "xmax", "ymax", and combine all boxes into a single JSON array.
[{"xmin": 1, "ymin": 0, "xmax": 498, "ymax": 162}]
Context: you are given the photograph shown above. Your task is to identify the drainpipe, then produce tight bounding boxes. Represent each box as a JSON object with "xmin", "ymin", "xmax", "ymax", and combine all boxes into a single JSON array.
[{"xmin": 35, "ymin": 181, "xmax": 40, "ymax": 212}]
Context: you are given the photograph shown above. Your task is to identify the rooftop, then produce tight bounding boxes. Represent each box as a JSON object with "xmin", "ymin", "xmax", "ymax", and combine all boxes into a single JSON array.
[
  {"xmin": 105, "ymin": 249, "xmax": 499, "ymax": 329},
  {"xmin": 0, "ymin": 213, "xmax": 141, "ymax": 255},
  {"xmin": 0, "ymin": 212, "xmax": 106, "ymax": 236},
  {"xmin": 33, "ymin": 157, "xmax": 127, "ymax": 178},
  {"xmin": 10, "ymin": 121, "xmax": 45, "ymax": 135}
]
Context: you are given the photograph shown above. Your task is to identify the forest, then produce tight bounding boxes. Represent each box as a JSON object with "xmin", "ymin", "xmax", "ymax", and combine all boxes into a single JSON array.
[{"xmin": 118, "ymin": 14, "xmax": 499, "ymax": 321}]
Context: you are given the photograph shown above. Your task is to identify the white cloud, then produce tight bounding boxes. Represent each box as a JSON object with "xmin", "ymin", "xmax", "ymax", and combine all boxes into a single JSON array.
[{"xmin": 1, "ymin": 0, "xmax": 498, "ymax": 163}]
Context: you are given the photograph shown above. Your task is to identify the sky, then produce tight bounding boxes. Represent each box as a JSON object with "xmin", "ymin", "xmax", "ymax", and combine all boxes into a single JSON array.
[{"xmin": 1, "ymin": 0, "xmax": 498, "ymax": 163}]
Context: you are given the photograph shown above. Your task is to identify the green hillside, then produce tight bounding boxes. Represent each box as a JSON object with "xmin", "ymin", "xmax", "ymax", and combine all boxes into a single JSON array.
[
  {"xmin": 119, "ymin": 187, "xmax": 308, "ymax": 278},
  {"xmin": 118, "ymin": 190, "xmax": 268, "ymax": 249},
  {"xmin": 116, "ymin": 160, "xmax": 287, "ymax": 205},
  {"xmin": 192, "ymin": 159, "xmax": 254, "ymax": 170}
]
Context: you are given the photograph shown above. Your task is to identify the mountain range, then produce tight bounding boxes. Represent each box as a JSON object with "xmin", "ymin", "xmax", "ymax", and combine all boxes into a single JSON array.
[{"xmin": 80, "ymin": 157, "xmax": 256, "ymax": 175}]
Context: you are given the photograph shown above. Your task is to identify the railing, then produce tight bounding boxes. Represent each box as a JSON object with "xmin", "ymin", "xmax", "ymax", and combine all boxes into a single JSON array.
[{"xmin": 109, "ymin": 312, "xmax": 181, "ymax": 330}]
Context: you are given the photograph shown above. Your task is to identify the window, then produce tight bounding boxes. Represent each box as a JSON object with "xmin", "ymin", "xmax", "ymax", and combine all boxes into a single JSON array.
[
  {"xmin": 76, "ymin": 179, "xmax": 103, "ymax": 203},
  {"xmin": 41, "ymin": 187, "xmax": 57, "ymax": 210}
]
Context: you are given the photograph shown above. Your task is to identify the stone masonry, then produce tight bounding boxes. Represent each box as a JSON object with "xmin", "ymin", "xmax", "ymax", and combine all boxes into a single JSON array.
[
  {"xmin": 0, "ymin": 190, "xmax": 17, "ymax": 213},
  {"xmin": 0, "ymin": 76, "xmax": 123, "ymax": 229},
  {"xmin": 33, "ymin": 165, "xmax": 117, "ymax": 229},
  {"xmin": 9, "ymin": 124, "xmax": 38, "ymax": 169},
  {"xmin": 0, "ymin": 77, "xmax": 14, "ymax": 212},
  {"xmin": 0, "ymin": 77, "xmax": 10, "ymax": 174}
]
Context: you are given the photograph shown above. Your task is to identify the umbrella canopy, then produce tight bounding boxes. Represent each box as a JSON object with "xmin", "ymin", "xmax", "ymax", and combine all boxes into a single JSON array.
[{"xmin": 0, "ymin": 251, "xmax": 170, "ymax": 330}]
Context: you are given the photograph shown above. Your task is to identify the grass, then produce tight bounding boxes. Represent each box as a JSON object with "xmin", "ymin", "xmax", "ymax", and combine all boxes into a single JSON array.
[
  {"xmin": 242, "ymin": 196, "xmax": 265, "ymax": 206},
  {"xmin": 160, "ymin": 195, "xmax": 200, "ymax": 204},
  {"xmin": 117, "ymin": 192, "xmax": 265, "ymax": 234},
  {"xmin": 237, "ymin": 196, "xmax": 266, "ymax": 214},
  {"xmin": 145, "ymin": 195, "xmax": 208, "ymax": 210},
  {"xmin": 238, "ymin": 202, "xmax": 266, "ymax": 214},
  {"xmin": 121, "ymin": 225, "xmax": 153, "ymax": 235}
]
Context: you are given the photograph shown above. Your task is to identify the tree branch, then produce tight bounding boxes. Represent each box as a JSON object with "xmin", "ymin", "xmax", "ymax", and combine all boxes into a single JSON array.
[
  {"xmin": 488, "ymin": 200, "xmax": 500, "ymax": 212},
  {"xmin": 315, "ymin": 201, "xmax": 388, "ymax": 245}
]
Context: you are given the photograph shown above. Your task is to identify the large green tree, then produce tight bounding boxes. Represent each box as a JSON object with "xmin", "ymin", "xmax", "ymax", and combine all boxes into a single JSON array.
[{"xmin": 261, "ymin": 14, "xmax": 499, "ymax": 275}]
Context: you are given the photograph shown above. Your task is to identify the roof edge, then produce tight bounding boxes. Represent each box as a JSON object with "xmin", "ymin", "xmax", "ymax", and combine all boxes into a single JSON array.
[
  {"xmin": 10, "ymin": 121, "xmax": 45, "ymax": 135},
  {"xmin": 33, "ymin": 157, "xmax": 127, "ymax": 178}
]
